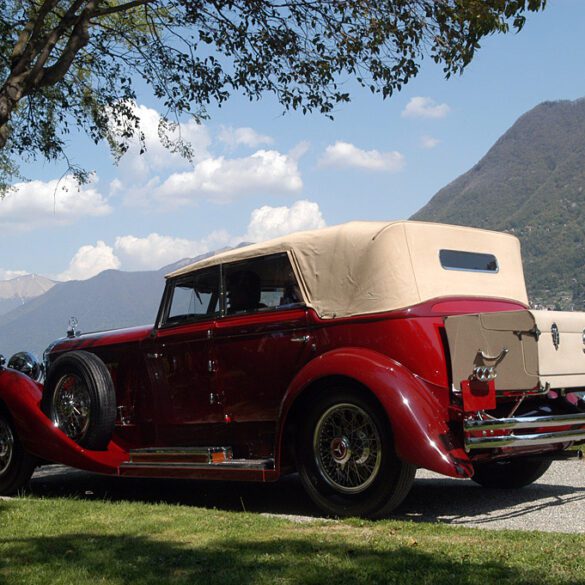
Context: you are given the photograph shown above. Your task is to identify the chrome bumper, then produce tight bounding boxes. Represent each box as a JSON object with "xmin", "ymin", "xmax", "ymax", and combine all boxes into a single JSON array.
[{"xmin": 464, "ymin": 412, "xmax": 585, "ymax": 450}]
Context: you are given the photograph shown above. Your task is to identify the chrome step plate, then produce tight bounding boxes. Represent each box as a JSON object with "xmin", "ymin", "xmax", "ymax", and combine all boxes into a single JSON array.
[
  {"xmin": 122, "ymin": 446, "xmax": 274, "ymax": 471},
  {"xmin": 128, "ymin": 446, "xmax": 233, "ymax": 464}
]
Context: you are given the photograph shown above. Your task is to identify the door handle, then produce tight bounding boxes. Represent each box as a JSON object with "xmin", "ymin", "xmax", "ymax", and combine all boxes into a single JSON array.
[
  {"xmin": 291, "ymin": 335, "xmax": 311, "ymax": 344},
  {"xmin": 146, "ymin": 352, "xmax": 163, "ymax": 359}
]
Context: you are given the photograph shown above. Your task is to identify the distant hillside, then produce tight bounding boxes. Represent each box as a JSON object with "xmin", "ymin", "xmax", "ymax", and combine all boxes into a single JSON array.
[
  {"xmin": 0, "ymin": 274, "xmax": 56, "ymax": 316},
  {"xmin": 0, "ymin": 251, "xmax": 223, "ymax": 359},
  {"xmin": 412, "ymin": 98, "xmax": 585, "ymax": 310}
]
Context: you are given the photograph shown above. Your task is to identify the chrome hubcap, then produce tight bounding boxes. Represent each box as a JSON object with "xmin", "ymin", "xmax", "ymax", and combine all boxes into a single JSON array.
[
  {"xmin": 0, "ymin": 417, "xmax": 14, "ymax": 477},
  {"xmin": 314, "ymin": 403, "xmax": 382, "ymax": 494},
  {"xmin": 52, "ymin": 374, "xmax": 91, "ymax": 441}
]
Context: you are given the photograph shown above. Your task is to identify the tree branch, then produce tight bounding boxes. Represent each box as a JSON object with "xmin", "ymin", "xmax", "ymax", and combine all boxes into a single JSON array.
[
  {"xmin": 40, "ymin": 3, "xmax": 97, "ymax": 86},
  {"xmin": 11, "ymin": 0, "xmax": 60, "ymax": 73},
  {"xmin": 27, "ymin": 0, "xmax": 91, "ymax": 87},
  {"xmin": 93, "ymin": 0, "xmax": 155, "ymax": 18}
]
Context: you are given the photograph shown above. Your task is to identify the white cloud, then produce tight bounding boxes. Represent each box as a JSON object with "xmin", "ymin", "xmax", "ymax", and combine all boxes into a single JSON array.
[
  {"xmin": 0, "ymin": 269, "xmax": 28, "ymax": 280},
  {"xmin": 113, "ymin": 200, "xmax": 325, "ymax": 270},
  {"xmin": 421, "ymin": 135, "xmax": 441, "ymax": 149},
  {"xmin": 245, "ymin": 200, "xmax": 326, "ymax": 242},
  {"xmin": 59, "ymin": 241, "xmax": 121, "ymax": 281},
  {"xmin": 319, "ymin": 141, "xmax": 405, "ymax": 172},
  {"xmin": 115, "ymin": 104, "xmax": 211, "ymax": 180},
  {"xmin": 148, "ymin": 149, "xmax": 303, "ymax": 207},
  {"xmin": 401, "ymin": 97, "xmax": 450, "ymax": 119},
  {"xmin": 114, "ymin": 230, "xmax": 232, "ymax": 271},
  {"xmin": 0, "ymin": 175, "xmax": 111, "ymax": 232},
  {"xmin": 218, "ymin": 126, "xmax": 274, "ymax": 149},
  {"xmin": 289, "ymin": 141, "xmax": 311, "ymax": 161}
]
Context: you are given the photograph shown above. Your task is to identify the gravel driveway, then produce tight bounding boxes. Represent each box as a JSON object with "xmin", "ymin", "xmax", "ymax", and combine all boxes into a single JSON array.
[{"xmin": 26, "ymin": 459, "xmax": 585, "ymax": 533}]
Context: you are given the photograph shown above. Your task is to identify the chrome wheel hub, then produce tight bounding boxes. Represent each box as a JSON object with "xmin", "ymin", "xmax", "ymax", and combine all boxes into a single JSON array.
[
  {"xmin": 314, "ymin": 403, "xmax": 382, "ymax": 494},
  {"xmin": 330, "ymin": 436, "xmax": 351, "ymax": 465},
  {"xmin": 0, "ymin": 418, "xmax": 14, "ymax": 477},
  {"xmin": 52, "ymin": 374, "xmax": 91, "ymax": 441}
]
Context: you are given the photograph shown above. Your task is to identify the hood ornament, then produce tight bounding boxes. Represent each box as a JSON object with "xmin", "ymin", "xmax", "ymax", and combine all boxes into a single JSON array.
[
  {"xmin": 551, "ymin": 323, "xmax": 560, "ymax": 351},
  {"xmin": 67, "ymin": 316, "xmax": 80, "ymax": 339}
]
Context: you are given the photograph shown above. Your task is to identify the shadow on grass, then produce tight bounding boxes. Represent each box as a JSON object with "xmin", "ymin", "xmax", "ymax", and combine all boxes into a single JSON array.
[
  {"xmin": 0, "ymin": 532, "xmax": 539, "ymax": 585},
  {"xmin": 30, "ymin": 467, "xmax": 323, "ymax": 516},
  {"xmin": 28, "ymin": 465, "xmax": 585, "ymax": 526}
]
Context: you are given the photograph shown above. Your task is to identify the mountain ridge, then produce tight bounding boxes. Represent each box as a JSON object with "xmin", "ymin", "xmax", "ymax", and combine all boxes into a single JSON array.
[{"xmin": 412, "ymin": 98, "xmax": 585, "ymax": 309}]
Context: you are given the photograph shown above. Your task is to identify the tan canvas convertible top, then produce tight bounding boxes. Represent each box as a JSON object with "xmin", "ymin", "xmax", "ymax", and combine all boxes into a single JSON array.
[{"xmin": 167, "ymin": 221, "xmax": 529, "ymax": 319}]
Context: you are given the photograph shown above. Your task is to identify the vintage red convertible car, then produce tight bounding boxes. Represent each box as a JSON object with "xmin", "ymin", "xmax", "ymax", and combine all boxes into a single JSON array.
[{"xmin": 1, "ymin": 221, "xmax": 585, "ymax": 517}]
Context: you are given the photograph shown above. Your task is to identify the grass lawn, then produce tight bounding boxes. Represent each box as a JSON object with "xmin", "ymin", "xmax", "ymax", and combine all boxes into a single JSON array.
[{"xmin": 0, "ymin": 497, "xmax": 583, "ymax": 585}]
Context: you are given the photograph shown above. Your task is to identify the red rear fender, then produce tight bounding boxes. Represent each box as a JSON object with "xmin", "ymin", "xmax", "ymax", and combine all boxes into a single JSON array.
[
  {"xmin": 0, "ymin": 368, "xmax": 127, "ymax": 474},
  {"xmin": 279, "ymin": 348, "xmax": 472, "ymax": 478}
]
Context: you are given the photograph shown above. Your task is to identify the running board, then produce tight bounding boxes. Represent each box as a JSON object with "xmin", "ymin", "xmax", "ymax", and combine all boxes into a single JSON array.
[
  {"xmin": 120, "ymin": 446, "xmax": 274, "ymax": 473},
  {"xmin": 126, "ymin": 446, "xmax": 234, "ymax": 465}
]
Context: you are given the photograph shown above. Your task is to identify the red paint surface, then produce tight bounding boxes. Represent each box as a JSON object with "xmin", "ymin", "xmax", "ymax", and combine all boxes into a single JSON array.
[
  {"xmin": 0, "ymin": 295, "xmax": 535, "ymax": 481},
  {"xmin": 0, "ymin": 369, "xmax": 127, "ymax": 473}
]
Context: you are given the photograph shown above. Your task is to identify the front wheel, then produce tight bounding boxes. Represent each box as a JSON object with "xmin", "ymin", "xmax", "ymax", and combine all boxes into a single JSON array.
[
  {"xmin": 0, "ymin": 411, "xmax": 37, "ymax": 495},
  {"xmin": 471, "ymin": 458, "xmax": 552, "ymax": 489},
  {"xmin": 42, "ymin": 351, "xmax": 116, "ymax": 450},
  {"xmin": 296, "ymin": 388, "xmax": 416, "ymax": 518}
]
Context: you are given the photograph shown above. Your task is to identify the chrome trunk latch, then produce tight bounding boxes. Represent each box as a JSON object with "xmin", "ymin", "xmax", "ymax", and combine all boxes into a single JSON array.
[
  {"xmin": 514, "ymin": 326, "xmax": 541, "ymax": 341},
  {"xmin": 551, "ymin": 323, "xmax": 560, "ymax": 350}
]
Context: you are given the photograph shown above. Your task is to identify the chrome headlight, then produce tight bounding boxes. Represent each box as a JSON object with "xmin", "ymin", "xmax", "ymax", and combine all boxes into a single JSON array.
[{"xmin": 8, "ymin": 352, "xmax": 44, "ymax": 382}]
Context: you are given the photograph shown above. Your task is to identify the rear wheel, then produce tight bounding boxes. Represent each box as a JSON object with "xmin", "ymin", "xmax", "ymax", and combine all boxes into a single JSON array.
[
  {"xmin": 0, "ymin": 411, "xmax": 37, "ymax": 495},
  {"xmin": 42, "ymin": 351, "xmax": 116, "ymax": 450},
  {"xmin": 296, "ymin": 388, "xmax": 416, "ymax": 518},
  {"xmin": 471, "ymin": 458, "xmax": 552, "ymax": 489}
]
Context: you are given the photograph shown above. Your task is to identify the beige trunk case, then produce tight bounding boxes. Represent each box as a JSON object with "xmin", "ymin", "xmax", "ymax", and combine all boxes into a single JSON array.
[{"xmin": 445, "ymin": 310, "xmax": 585, "ymax": 392}]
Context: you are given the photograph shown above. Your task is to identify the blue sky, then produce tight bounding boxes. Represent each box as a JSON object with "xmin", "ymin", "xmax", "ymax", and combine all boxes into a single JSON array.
[{"xmin": 1, "ymin": 1, "xmax": 585, "ymax": 281}]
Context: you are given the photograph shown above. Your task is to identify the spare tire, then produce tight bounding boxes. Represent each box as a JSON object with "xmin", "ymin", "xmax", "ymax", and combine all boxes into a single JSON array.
[{"xmin": 42, "ymin": 351, "xmax": 116, "ymax": 450}]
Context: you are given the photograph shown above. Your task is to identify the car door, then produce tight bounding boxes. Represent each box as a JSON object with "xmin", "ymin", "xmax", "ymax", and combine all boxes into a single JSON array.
[
  {"xmin": 213, "ymin": 253, "xmax": 312, "ymax": 458},
  {"xmin": 145, "ymin": 265, "xmax": 227, "ymax": 447}
]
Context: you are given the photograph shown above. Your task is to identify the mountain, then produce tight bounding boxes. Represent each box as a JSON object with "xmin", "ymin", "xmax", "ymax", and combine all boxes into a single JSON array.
[
  {"xmin": 0, "ymin": 252, "xmax": 218, "ymax": 360},
  {"xmin": 0, "ymin": 274, "xmax": 56, "ymax": 316},
  {"xmin": 412, "ymin": 98, "xmax": 585, "ymax": 310}
]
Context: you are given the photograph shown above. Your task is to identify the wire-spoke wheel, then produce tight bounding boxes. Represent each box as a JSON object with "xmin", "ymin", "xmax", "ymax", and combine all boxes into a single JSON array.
[
  {"xmin": 314, "ymin": 403, "xmax": 382, "ymax": 494},
  {"xmin": 0, "ymin": 415, "xmax": 14, "ymax": 478},
  {"xmin": 42, "ymin": 351, "xmax": 116, "ymax": 450},
  {"xmin": 51, "ymin": 373, "xmax": 92, "ymax": 442},
  {"xmin": 0, "ymin": 411, "xmax": 36, "ymax": 495},
  {"xmin": 297, "ymin": 386, "xmax": 416, "ymax": 518}
]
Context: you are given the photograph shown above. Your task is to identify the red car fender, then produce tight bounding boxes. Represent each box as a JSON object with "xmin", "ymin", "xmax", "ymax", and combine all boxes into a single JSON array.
[
  {"xmin": 277, "ymin": 348, "xmax": 473, "ymax": 478},
  {"xmin": 0, "ymin": 368, "xmax": 127, "ymax": 474}
]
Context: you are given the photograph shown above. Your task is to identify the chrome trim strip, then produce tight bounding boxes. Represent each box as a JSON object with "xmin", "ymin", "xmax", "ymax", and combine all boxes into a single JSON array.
[
  {"xmin": 464, "ymin": 413, "xmax": 585, "ymax": 432},
  {"xmin": 465, "ymin": 429, "xmax": 585, "ymax": 450},
  {"xmin": 120, "ymin": 459, "xmax": 274, "ymax": 470},
  {"xmin": 129, "ymin": 446, "xmax": 233, "ymax": 464}
]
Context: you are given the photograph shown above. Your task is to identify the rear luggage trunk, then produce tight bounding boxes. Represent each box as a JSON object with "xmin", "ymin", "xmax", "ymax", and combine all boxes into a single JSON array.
[
  {"xmin": 446, "ymin": 310, "xmax": 585, "ymax": 452},
  {"xmin": 445, "ymin": 310, "xmax": 585, "ymax": 392}
]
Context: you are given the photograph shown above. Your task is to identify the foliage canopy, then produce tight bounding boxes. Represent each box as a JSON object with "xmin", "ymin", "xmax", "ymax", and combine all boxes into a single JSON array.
[{"xmin": 0, "ymin": 0, "xmax": 546, "ymax": 192}]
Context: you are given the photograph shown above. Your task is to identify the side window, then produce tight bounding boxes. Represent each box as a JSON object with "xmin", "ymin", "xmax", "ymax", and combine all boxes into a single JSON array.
[
  {"xmin": 165, "ymin": 266, "xmax": 220, "ymax": 325},
  {"xmin": 224, "ymin": 253, "xmax": 303, "ymax": 315}
]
